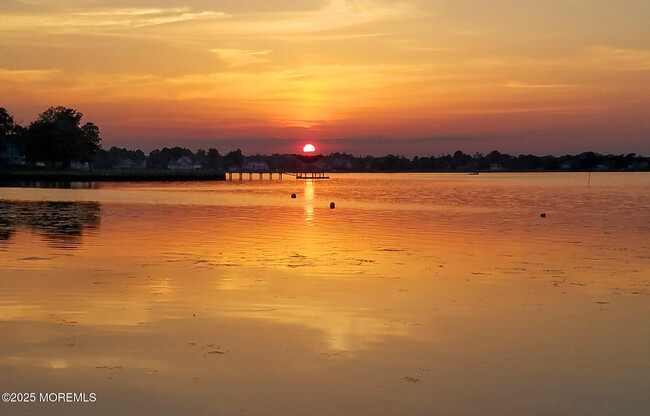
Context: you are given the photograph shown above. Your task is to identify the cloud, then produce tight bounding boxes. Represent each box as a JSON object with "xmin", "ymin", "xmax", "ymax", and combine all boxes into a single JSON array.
[
  {"xmin": 586, "ymin": 47, "xmax": 650, "ymax": 71},
  {"xmin": 210, "ymin": 49, "xmax": 273, "ymax": 67},
  {"xmin": 0, "ymin": 7, "xmax": 227, "ymax": 32},
  {"xmin": 506, "ymin": 82, "xmax": 578, "ymax": 89},
  {"xmin": 73, "ymin": 8, "xmax": 190, "ymax": 17},
  {"xmin": 147, "ymin": 0, "xmax": 417, "ymax": 39},
  {"xmin": 237, "ymin": 0, "xmax": 413, "ymax": 35},
  {"xmin": 0, "ymin": 68, "xmax": 60, "ymax": 81}
]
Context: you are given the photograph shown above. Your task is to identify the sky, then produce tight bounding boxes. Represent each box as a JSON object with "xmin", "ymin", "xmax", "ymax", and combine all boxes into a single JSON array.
[{"xmin": 1, "ymin": 0, "xmax": 649, "ymax": 156}]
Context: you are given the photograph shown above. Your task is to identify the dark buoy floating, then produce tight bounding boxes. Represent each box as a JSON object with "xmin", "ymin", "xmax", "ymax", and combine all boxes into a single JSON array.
[
  {"xmin": 540, "ymin": 213, "xmax": 547, "ymax": 218},
  {"xmin": 291, "ymin": 193, "xmax": 296, "ymax": 199},
  {"xmin": 330, "ymin": 202, "xmax": 336, "ymax": 209}
]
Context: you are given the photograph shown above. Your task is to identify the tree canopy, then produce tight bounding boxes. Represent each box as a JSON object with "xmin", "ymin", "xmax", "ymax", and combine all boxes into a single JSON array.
[
  {"xmin": 0, "ymin": 107, "xmax": 15, "ymax": 137},
  {"xmin": 0, "ymin": 107, "xmax": 26, "ymax": 164},
  {"xmin": 24, "ymin": 106, "xmax": 101, "ymax": 166}
]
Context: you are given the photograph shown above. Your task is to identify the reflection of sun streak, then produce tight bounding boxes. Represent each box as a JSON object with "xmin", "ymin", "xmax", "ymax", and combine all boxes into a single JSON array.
[
  {"xmin": 220, "ymin": 305, "xmax": 409, "ymax": 351},
  {"xmin": 304, "ymin": 180, "xmax": 314, "ymax": 223}
]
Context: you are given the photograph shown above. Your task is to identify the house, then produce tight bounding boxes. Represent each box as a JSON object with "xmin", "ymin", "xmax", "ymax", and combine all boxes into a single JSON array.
[
  {"xmin": 167, "ymin": 156, "xmax": 202, "ymax": 170},
  {"xmin": 113, "ymin": 158, "xmax": 146, "ymax": 169},
  {"xmin": 243, "ymin": 158, "xmax": 269, "ymax": 171},
  {"xmin": 0, "ymin": 140, "xmax": 24, "ymax": 165},
  {"xmin": 628, "ymin": 161, "xmax": 648, "ymax": 171},
  {"xmin": 70, "ymin": 161, "xmax": 90, "ymax": 170}
]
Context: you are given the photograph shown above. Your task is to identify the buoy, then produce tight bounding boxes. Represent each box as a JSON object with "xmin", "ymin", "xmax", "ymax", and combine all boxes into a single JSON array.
[
  {"xmin": 291, "ymin": 193, "xmax": 296, "ymax": 199},
  {"xmin": 540, "ymin": 213, "xmax": 546, "ymax": 218},
  {"xmin": 330, "ymin": 202, "xmax": 336, "ymax": 209}
]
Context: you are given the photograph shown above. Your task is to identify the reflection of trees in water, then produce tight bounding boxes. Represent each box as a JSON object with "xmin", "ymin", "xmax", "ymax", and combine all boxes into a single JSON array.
[
  {"xmin": 0, "ymin": 201, "xmax": 100, "ymax": 248},
  {"xmin": 0, "ymin": 215, "xmax": 14, "ymax": 241}
]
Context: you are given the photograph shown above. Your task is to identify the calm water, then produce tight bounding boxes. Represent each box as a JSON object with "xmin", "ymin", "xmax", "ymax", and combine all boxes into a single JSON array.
[{"xmin": 0, "ymin": 173, "xmax": 648, "ymax": 416}]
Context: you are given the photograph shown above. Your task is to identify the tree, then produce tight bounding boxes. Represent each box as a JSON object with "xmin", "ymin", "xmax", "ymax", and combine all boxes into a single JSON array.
[
  {"xmin": 24, "ymin": 106, "xmax": 101, "ymax": 167},
  {"xmin": 205, "ymin": 148, "xmax": 222, "ymax": 169},
  {"xmin": 0, "ymin": 107, "xmax": 26, "ymax": 165},
  {"xmin": 224, "ymin": 149, "xmax": 243, "ymax": 169},
  {"xmin": 147, "ymin": 147, "xmax": 196, "ymax": 169},
  {"xmin": 452, "ymin": 150, "xmax": 472, "ymax": 170},
  {"xmin": 0, "ymin": 107, "xmax": 15, "ymax": 137},
  {"xmin": 0, "ymin": 107, "xmax": 16, "ymax": 151}
]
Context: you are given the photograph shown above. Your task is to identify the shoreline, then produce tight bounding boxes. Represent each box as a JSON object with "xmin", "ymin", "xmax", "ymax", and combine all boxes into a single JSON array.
[{"xmin": 0, "ymin": 169, "xmax": 226, "ymax": 182}]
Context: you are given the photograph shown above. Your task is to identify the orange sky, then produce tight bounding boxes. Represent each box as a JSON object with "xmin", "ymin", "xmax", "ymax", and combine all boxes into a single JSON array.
[{"xmin": 1, "ymin": 0, "xmax": 649, "ymax": 155}]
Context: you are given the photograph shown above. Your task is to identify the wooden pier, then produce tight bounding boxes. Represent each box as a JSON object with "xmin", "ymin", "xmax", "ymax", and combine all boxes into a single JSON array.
[
  {"xmin": 291, "ymin": 172, "xmax": 329, "ymax": 180},
  {"xmin": 226, "ymin": 171, "xmax": 329, "ymax": 180},
  {"xmin": 227, "ymin": 171, "xmax": 282, "ymax": 180}
]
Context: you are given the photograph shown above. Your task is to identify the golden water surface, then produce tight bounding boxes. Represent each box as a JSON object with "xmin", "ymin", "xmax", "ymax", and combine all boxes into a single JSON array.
[{"xmin": 0, "ymin": 173, "xmax": 649, "ymax": 415}]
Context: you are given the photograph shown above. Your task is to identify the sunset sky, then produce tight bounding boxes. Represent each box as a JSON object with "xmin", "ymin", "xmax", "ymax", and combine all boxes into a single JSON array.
[{"xmin": 1, "ymin": 0, "xmax": 649, "ymax": 155}]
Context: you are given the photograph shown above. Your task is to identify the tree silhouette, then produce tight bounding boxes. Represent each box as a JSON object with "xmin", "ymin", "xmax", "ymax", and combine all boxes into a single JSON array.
[
  {"xmin": 0, "ymin": 107, "xmax": 15, "ymax": 137},
  {"xmin": 0, "ymin": 107, "xmax": 26, "ymax": 165},
  {"xmin": 224, "ymin": 148, "xmax": 243, "ymax": 169},
  {"xmin": 147, "ymin": 147, "xmax": 195, "ymax": 169},
  {"xmin": 0, "ymin": 107, "xmax": 16, "ymax": 152},
  {"xmin": 24, "ymin": 106, "xmax": 101, "ymax": 167}
]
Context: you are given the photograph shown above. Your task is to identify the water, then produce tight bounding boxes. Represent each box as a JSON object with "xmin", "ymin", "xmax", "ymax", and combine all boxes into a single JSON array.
[{"xmin": 0, "ymin": 173, "xmax": 648, "ymax": 415}]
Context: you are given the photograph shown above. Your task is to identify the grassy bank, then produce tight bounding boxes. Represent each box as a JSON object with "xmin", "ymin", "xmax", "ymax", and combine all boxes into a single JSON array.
[{"xmin": 0, "ymin": 169, "xmax": 226, "ymax": 182}]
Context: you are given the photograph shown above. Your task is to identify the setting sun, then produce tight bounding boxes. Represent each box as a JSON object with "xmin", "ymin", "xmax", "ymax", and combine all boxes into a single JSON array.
[{"xmin": 303, "ymin": 144, "xmax": 316, "ymax": 153}]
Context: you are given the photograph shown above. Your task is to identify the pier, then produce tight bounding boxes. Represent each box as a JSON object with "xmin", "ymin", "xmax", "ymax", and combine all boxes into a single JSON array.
[
  {"xmin": 289, "ymin": 172, "xmax": 329, "ymax": 180},
  {"xmin": 226, "ymin": 171, "xmax": 283, "ymax": 180},
  {"xmin": 226, "ymin": 171, "xmax": 329, "ymax": 180}
]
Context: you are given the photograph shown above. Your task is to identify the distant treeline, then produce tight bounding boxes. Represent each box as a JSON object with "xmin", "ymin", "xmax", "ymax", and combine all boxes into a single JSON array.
[
  {"xmin": 93, "ymin": 147, "xmax": 649, "ymax": 172},
  {"xmin": 1, "ymin": 106, "xmax": 648, "ymax": 172}
]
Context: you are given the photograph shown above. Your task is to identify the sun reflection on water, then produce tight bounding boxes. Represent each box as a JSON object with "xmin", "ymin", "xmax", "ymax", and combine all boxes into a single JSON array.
[{"xmin": 303, "ymin": 179, "xmax": 315, "ymax": 224}]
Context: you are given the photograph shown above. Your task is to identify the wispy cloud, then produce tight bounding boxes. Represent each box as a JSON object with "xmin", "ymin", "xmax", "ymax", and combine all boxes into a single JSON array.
[
  {"xmin": 586, "ymin": 47, "xmax": 650, "ymax": 71},
  {"xmin": 0, "ymin": 68, "xmax": 60, "ymax": 80},
  {"xmin": 0, "ymin": 7, "xmax": 227, "ymax": 32},
  {"xmin": 73, "ymin": 8, "xmax": 190, "ymax": 17},
  {"xmin": 143, "ymin": 0, "xmax": 417, "ymax": 39},
  {"xmin": 506, "ymin": 82, "xmax": 578, "ymax": 89},
  {"xmin": 210, "ymin": 49, "xmax": 273, "ymax": 67},
  {"xmin": 224, "ymin": 0, "xmax": 414, "ymax": 35}
]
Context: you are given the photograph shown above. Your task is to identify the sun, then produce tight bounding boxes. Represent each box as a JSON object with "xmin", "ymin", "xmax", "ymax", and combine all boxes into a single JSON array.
[{"xmin": 303, "ymin": 144, "xmax": 316, "ymax": 153}]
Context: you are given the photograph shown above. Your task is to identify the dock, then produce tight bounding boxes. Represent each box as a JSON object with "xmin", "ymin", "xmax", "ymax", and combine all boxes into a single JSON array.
[
  {"xmin": 227, "ymin": 171, "xmax": 282, "ymax": 180},
  {"xmin": 226, "ymin": 171, "xmax": 329, "ymax": 180},
  {"xmin": 286, "ymin": 172, "xmax": 329, "ymax": 180}
]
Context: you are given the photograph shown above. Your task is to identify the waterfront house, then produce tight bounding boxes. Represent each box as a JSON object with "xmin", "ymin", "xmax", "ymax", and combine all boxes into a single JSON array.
[
  {"xmin": 167, "ymin": 156, "xmax": 202, "ymax": 170},
  {"xmin": 243, "ymin": 160, "xmax": 269, "ymax": 171},
  {"xmin": 0, "ymin": 140, "xmax": 24, "ymax": 165},
  {"xmin": 113, "ymin": 158, "xmax": 147, "ymax": 169}
]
